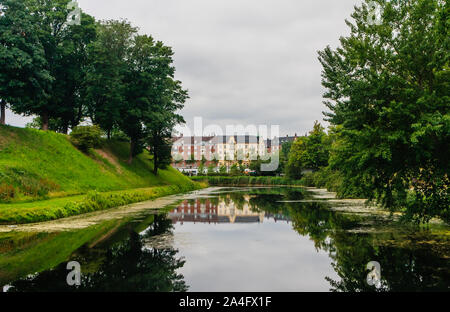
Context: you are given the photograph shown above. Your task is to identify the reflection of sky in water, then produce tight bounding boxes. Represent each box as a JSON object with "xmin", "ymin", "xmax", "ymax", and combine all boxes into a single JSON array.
[
  {"xmin": 172, "ymin": 219, "xmax": 339, "ymax": 292},
  {"xmin": 3, "ymin": 187, "xmax": 447, "ymax": 292}
]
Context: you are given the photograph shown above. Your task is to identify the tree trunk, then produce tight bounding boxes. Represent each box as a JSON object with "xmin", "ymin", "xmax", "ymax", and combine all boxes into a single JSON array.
[
  {"xmin": 41, "ymin": 112, "xmax": 49, "ymax": 131},
  {"xmin": 107, "ymin": 129, "xmax": 111, "ymax": 140},
  {"xmin": 62, "ymin": 122, "xmax": 69, "ymax": 135},
  {"xmin": 153, "ymin": 150, "xmax": 158, "ymax": 175},
  {"xmin": 0, "ymin": 101, "xmax": 5, "ymax": 125},
  {"xmin": 128, "ymin": 139, "xmax": 135, "ymax": 164}
]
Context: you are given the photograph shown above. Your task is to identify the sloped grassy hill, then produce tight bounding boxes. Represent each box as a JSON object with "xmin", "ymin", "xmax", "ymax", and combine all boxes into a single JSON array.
[{"xmin": 0, "ymin": 125, "xmax": 193, "ymax": 203}]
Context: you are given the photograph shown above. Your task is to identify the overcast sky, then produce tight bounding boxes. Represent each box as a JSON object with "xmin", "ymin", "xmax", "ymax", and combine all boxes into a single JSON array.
[{"xmin": 6, "ymin": 0, "xmax": 361, "ymax": 136}]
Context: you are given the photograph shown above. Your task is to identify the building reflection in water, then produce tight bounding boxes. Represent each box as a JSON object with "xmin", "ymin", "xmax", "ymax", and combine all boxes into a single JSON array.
[{"xmin": 169, "ymin": 196, "xmax": 290, "ymax": 225}]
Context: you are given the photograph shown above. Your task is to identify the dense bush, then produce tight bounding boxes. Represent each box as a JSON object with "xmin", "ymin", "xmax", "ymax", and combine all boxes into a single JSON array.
[{"xmin": 70, "ymin": 125, "xmax": 103, "ymax": 152}]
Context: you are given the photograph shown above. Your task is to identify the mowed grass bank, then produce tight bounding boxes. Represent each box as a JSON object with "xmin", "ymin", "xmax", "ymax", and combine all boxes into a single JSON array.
[
  {"xmin": 0, "ymin": 125, "xmax": 203, "ymax": 224},
  {"xmin": 0, "ymin": 125, "xmax": 195, "ymax": 202}
]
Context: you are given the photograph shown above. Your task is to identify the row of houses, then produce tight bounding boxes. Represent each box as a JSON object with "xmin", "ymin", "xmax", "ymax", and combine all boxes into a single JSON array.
[{"xmin": 171, "ymin": 134, "xmax": 299, "ymax": 173}]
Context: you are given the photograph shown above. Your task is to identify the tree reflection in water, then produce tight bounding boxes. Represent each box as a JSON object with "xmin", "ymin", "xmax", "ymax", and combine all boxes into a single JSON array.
[
  {"xmin": 4, "ymin": 188, "xmax": 449, "ymax": 292},
  {"xmin": 217, "ymin": 188, "xmax": 450, "ymax": 292},
  {"xmin": 7, "ymin": 215, "xmax": 188, "ymax": 292},
  {"xmin": 286, "ymin": 200, "xmax": 450, "ymax": 292}
]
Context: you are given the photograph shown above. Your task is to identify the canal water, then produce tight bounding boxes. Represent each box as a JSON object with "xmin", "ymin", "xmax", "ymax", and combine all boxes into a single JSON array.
[{"xmin": 0, "ymin": 187, "xmax": 448, "ymax": 292}]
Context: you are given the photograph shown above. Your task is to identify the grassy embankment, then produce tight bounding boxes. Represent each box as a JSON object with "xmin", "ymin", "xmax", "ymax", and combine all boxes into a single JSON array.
[{"xmin": 0, "ymin": 125, "xmax": 203, "ymax": 224}]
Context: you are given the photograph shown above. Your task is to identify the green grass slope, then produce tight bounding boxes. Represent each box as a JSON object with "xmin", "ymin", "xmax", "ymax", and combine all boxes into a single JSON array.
[{"xmin": 0, "ymin": 125, "xmax": 194, "ymax": 203}]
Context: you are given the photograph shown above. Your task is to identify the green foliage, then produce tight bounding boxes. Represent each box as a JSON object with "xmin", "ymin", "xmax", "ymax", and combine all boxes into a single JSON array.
[
  {"xmin": 143, "ymin": 55, "xmax": 188, "ymax": 173},
  {"xmin": 286, "ymin": 121, "xmax": 331, "ymax": 179},
  {"xmin": 50, "ymin": 11, "xmax": 97, "ymax": 132},
  {"xmin": 278, "ymin": 141, "xmax": 292, "ymax": 173},
  {"xmin": 219, "ymin": 165, "xmax": 227, "ymax": 175},
  {"xmin": 85, "ymin": 22, "xmax": 188, "ymax": 166},
  {"xmin": 85, "ymin": 20, "xmax": 137, "ymax": 137},
  {"xmin": 299, "ymin": 167, "xmax": 367, "ymax": 199},
  {"xmin": 285, "ymin": 137, "xmax": 306, "ymax": 179},
  {"xmin": 26, "ymin": 116, "xmax": 68, "ymax": 133},
  {"xmin": 2, "ymin": 0, "xmax": 98, "ymax": 130},
  {"xmin": 0, "ymin": 0, "xmax": 52, "ymax": 119},
  {"xmin": 206, "ymin": 164, "xmax": 217, "ymax": 176},
  {"xmin": 229, "ymin": 163, "xmax": 241, "ymax": 176},
  {"xmin": 281, "ymin": 141, "xmax": 292, "ymax": 160},
  {"xmin": 318, "ymin": 0, "xmax": 450, "ymax": 222},
  {"xmin": 110, "ymin": 129, "xmax": 130, "ymax": 142},
  {"xmin": 69, "ymin": 125, "xmax": 102, "ymax": 152},
  {"xmin": 249, "ymin": 155, "xmax": 280, "ymax": 176},
  {"xmin": 198, "ymin": 163, "xmax": 205, "ymax": 175}
]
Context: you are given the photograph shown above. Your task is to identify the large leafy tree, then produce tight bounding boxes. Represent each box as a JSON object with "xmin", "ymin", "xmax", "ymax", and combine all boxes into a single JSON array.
[
  {"xmin": 1, "ymin": 0, "xmax": 97, "ymax": 131},
  {"xmin": 143, "ymin": 44, "xmax": 188, "ymax": 174},
  {"xmin": 12, "ymin": 0, "xmax": 74, "ymax": 130},
  {"xmin": 145, "ymin": 78, "xmax": 187, "ymax": 175},
  {"xmin": 85, "ymin": 20, "xmax": 137, "ymax": 139},
  {"xmin": 120, "ymin": 35, "xmax": 156, "ymax": 164},
  {"xmin": 50, "ymin": 12, "xmax": 97, "ymax": 133},
  {"xmin": 303, "ymin": 121, "xmax": 331, "ymax": 170},
  {"xmin": 0, "ymin": 0, "xmax": 52, "ymax": 125},
  {"xmin": 2, "ymin": 0, "xmax": 96, "ymax": 131},
  {"xmin": 118, "ymin": 34, "xmax": 188, "ymax": 165},
  {"xmin": 115, "ymin": 32, "xmax": 187, "ymax": 168},
  {"xmin": 319, "ymin": 0, "xmax": 449, "ymax": 222}
]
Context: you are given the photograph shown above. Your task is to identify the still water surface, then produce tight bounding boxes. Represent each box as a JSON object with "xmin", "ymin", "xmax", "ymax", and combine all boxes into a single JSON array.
[{"xmin": 0, "ymin": 187, "xmax": 449, "ymax": 292}]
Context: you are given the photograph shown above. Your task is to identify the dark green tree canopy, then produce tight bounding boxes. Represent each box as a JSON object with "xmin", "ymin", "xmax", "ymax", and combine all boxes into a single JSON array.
[
  {"xmin": 50, "ymin": 12, "xmax": 97, "ymax": 133},
  {"xmin": 318, "ymin": 0, "xmax": 449, "ymax": 222},
  {"xmin": 0, "ymin": 0, "xmax": 52, "ymax": 123},
  {"xmin": 85, "ymin": 20, "xmax": 138, "ymax": 138},
  {"xmin": 1, "ymin": 0, "xmax": 97, "ymax": 131}
]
